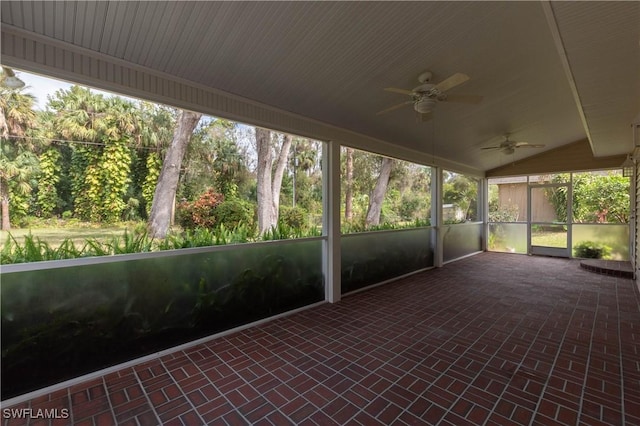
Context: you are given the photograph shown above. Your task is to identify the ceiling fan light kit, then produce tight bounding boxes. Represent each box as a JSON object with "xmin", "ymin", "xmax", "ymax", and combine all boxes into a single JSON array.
[
  {"xmin": 415, "ymin": 97, "xmax": 437, "ymax": 113},
  {"xmin": 377, "ymin": 70, "xmax": 482, "ymax": 120},
  {"xmin": 481, "ymin": 135, "xmax": 546, "ymax": 154}
]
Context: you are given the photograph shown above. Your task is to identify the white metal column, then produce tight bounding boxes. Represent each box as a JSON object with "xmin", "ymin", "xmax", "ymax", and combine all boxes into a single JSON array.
[
  {"xmin": 480, "ymin": 177, "xmax": 489, "ymax": 252},
  {"xmin": 322, "ymin": 141, "xmax": 341, "ymax": 303},
  {"xmin": 433, "ymin": 167, "xmax": 444, "ymax": 267}
]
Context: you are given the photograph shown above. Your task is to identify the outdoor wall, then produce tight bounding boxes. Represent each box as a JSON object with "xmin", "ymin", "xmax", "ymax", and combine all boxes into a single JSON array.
[{"xmin": 496, "ymin": 183, "xmax": 556, "ymax": 222}]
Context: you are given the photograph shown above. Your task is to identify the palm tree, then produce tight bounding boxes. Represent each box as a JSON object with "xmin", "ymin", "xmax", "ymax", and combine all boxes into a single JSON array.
[
  {"xmin": 0, "ymin": 71, "xmax": 38, "ymax": 230},
  {"xmin": 46, "ymin": 86, "xmax": 142, "ymax": 221}
]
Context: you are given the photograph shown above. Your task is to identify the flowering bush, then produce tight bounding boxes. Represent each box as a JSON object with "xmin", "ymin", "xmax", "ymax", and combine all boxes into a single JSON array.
[{"xmin": 177, "ymin": 188, "xmax": 224, "ymax": 229}]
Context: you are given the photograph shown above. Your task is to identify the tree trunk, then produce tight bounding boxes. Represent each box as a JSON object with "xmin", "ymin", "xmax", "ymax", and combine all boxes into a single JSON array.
[
  {"xmin": 271, "ymin": 134, "xmax": 292, "ymax": 221},
  {"xmin": 345, "ymin": 147, "xmax": 354, "ymax": 221},
  {"xmin": 256, "ymin": 128, "xmax": 274, "ymax": 234},
  {"xmin": 1, "ymin": 181, "xmax": 10, "ymax": 231},
  {"xmin": 256, "ymin": 130, "xmax": 292, "ymax": 235},
  {"xmin": 148, "ymin": 110, "xmax": 201, "ymax": 238},
  {"xmin": 365, "ymin": 157, "xmax": 393, "ymax": 227}
]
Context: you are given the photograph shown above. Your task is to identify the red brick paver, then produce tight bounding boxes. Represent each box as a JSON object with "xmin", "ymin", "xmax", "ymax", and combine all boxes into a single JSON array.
[{"xmin": 3, "ymin": 252, "xmax": 639, "ymax": 425}]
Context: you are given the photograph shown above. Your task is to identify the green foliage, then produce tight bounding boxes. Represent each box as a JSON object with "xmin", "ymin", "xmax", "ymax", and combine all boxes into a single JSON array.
[
  {"xmin": 122, "ymin": 197, "xmax": 141, "ymax": 221},
  {"xmin": 36, "ymin": 149, "xmax": 62, "ymax": 217},
  {"xmin": 573, "ymin": 172, "xmax": 629, "ymax": 223},
  {"xmin": 279, "ymin": 205, "xmax": 308, "ymax": 229},
  {"xmin": 546, "ymin": 172, "xmax": 630, "ymax": 224},
  {"xmin": 1, "ymin": 230, "xmax": 154, "ymax": 264},
  {"xmin": 399, "ymin": 193, "xmax": 428, "ymax": 221},
  {"xmin": 0, "ymin": 86, "xmax": 40, "ymax": 227},
  {"xmin": 142, "ymin": 152, "xmax": 161, "ymax": 215},
  {"xmin": 45, "ymin": 88, "xmax": 141, "ymax": 222},
  {"xmin": 108, "ymin": 230, "xmax": 153, "ymax": 254},
  {"xmin": 1, "ymin": 233, "xmax": 82, "ymax": 263},
  {"xmin": 261, "ymin": 222, "xmax": 305, "ymax": 241},
  {"xmin": 99, "ymin": 139, "xmax": 132, "ymax": 222},
  {"xmin": 488, "ymin": 204, "xmax": 519, "ymax": 222},
  {"xmin": 573, "ymin": 241, "xmax": 612, "ymax": 259},
  {"xmin": 215, "ymin": 198, "xmax": 256, "ymax": 231},
  {"xmin": 341, "ymin": 218, "xmax": 430, "ymax": 234},
  {"xmin": 157, "ymin": 225, "xmax": 253, "ymax": 250},
  {"xmin": 545, "ymin": 184, "xmax": 569, "ymax": 222},
  {"xmin": 443, "ymin": 171, "xmax": 479, "ymax": 221}
]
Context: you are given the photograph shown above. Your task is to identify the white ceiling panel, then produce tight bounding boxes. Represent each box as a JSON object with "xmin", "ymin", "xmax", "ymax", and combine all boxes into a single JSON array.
[{"xmin": 1, "ymin": 1, "xmax": 638, "ymax": 172}]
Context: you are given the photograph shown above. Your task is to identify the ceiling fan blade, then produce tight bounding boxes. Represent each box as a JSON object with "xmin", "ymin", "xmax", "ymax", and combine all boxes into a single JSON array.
[
  {"xmin": 515, "ymin": 142, "xmax": 546, "ymax": 148},
  {"xmin": 376, "ymin": 100, "xmax": 413, "ymax": 115},
  {"xmin": 442, "ymin": 94, "xmax": 483, "ymax": 104},
  {"xmin": 435, "ymin": 73, "xmax": 470, "ymax": 92},
  {"xmin": 481, "ymin": 146, "xmax": 501, "ymax": 150},
  {"xmin": 384, "ymin": 87, "xmax": 414, "ymax": 96}
]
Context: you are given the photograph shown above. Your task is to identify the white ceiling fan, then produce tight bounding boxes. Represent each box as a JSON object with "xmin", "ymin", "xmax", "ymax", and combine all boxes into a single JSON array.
[
  {"xmin": 481, "ymin": 135, "xmax": 545, "ymax": 155},
  {"xmin": 377, "ymin": 71, "xmax": 483, "ymax": 121}
]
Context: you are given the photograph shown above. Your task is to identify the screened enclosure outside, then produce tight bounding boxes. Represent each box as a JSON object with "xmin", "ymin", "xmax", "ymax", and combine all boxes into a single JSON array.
[
  {"xmin": 488, "ymin": 171, "xmax": 630, "ymax": 260},
  {"xmin": 338, "ymin": 148, "xmax": 434, "ymax": 292},
  {"xmin": 1, "ymin": 239, "xmax": 324, "ymax": 399},
  {"xmin": 571, "ymin": 171, "xmax": 630, "ymax": 260},
  {"xmin": 443, "ymin": 222, "xmax": 483, "ymax": 262},
  {"xmin": 488, "ymin": 177, "xmax": 528, "ymax": 254},
  {"xmin": 441, "ymin": 170, "xmax": 482, "ymax": 262},
  {"xmin": 341, "ymin": 227, "xmax": 434, "ymax": 294},
  {"xmin": 443, "ymin": 170, "xmax": 480, "ymax": 224},
  {"xmin": 340, "ymin": 147, "xmax": 431, "ymax": 233},
  {"xmin": 1, "ymin": 80, "xmax": 327, "ymax": 266}
]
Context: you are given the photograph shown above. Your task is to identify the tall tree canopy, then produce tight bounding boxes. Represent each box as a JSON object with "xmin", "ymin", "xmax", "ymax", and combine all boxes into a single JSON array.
[
  {"xmin": 0, "ymin": 75, "xmax": 38, "ymax": 230},
  {"xmin": 45, "ymin": 86, "xmax": 142, "ymax": 222}
]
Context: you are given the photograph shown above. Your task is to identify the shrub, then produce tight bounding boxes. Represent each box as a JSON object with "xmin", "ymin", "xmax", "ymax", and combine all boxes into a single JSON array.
[
  {"xmin": 573, "ymin": 241, "xmax": 611, "ymax": 259},
  {"xmin": 176, "ymin": 188, "xmax": 225, "ymax": 229},
  {"xmin": 280, "ymin": 205, "xmax": 308, "ymax": 230},
  {"xmin": 215, "ymin": 198, "xmax": 255, "ymax": 231}
]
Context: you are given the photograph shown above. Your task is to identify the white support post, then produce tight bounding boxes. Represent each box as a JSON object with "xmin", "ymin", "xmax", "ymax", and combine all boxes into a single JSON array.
[
  {"xmin": 322, "ymin": 141, "xmax": 341, "ymax": 303},
  {"xmin": 433, "ymin": 167, "xmax": 444, "ymax": 267},
  {"xmin": 480, "ymin": 177, "xmax": 489, "ymax": 252}
]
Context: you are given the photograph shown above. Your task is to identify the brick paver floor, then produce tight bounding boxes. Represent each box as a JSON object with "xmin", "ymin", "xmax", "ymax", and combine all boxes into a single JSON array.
[{"xmin": 3, "ymin": 252, "xmax": 640, "ymax": 425}]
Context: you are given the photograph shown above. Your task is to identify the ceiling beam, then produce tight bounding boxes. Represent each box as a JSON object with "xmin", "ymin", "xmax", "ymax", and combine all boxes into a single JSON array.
[{"xmin": 541, "ymin": 1, "xmax": 594, "ymax": 155}]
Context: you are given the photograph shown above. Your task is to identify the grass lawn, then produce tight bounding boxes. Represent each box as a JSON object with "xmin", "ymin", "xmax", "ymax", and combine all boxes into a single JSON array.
[
  {"xmin": 531, "ymin": 231, "xmax": 568, "ymax": 248},
  {"xmin": 0, "ymin": 224, "xmax": 140, "ymax": 249},
  {"xmin": 490, "ymin": 230, "xmax": 568, "ymax": 253}
]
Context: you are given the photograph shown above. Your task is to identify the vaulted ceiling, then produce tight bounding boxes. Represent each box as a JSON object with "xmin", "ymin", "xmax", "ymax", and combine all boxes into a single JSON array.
[{"xmin": 2, "ymin": 1, "xmax": 638, "ymax": 174}]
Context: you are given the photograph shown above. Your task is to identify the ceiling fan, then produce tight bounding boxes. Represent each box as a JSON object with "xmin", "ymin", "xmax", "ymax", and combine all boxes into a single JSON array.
[
  {"xmin": 377, "ymin": 71, "xmax": 483, "ymax": 121},
  {"xmin": 481, "ymin": 135, "xmax": 545, "ymax": 155}
]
